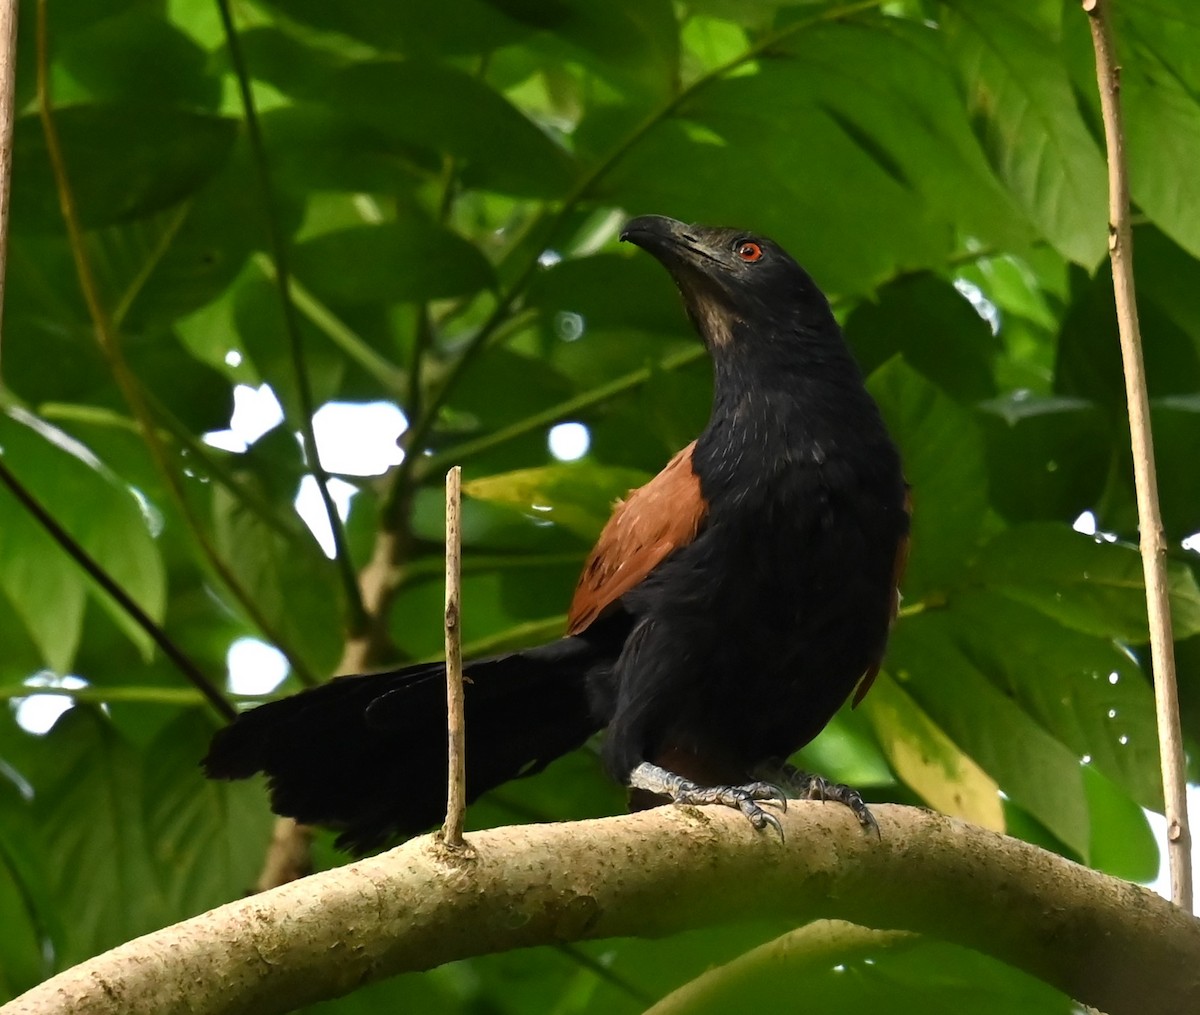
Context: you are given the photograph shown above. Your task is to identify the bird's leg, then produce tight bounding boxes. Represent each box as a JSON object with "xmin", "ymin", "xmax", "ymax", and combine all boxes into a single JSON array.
[
  {"xmin": 757, "ymin": 760, "xmax": 879, "ymax": 837},
  {"xmin": 628, "ymin": 762, "xmax": 788, "ymax": 838}
]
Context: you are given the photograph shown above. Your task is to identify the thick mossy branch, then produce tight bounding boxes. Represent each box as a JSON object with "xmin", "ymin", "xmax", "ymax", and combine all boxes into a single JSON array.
[{"xmin": 5, "ymin": 805, "xmax": 1197, "ymax": 1015}]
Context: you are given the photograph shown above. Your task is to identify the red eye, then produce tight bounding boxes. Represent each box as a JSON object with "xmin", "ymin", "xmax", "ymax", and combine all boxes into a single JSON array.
[{"xmin": 737, "ymin": 242, "xmax": 763, "ymax": 262}]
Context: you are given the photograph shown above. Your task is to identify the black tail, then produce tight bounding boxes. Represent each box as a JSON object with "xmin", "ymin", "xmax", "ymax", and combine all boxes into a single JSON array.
[{"xmin": 203, "ymin": 637, "xmax": 604, "ymax": 852}]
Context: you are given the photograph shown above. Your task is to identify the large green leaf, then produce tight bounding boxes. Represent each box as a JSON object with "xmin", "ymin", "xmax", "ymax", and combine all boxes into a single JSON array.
[
  {"xmin": 949, "ymin": 590, "xmax": 1161, "ymax": 811},
  {"xmin": 0, "ymin": 410, "xmax": 166, "ymax": 669},
  {"xmin": 941, "ymin": 0, "xmax": 1107, "ymax": 265},
  {"xmin": 11, "ymin": 105, "xmax": 238, "ymax": 233},
  {"xmin": 845, "ymin": 273, "xmax": 998, "ymax": 402},
  {"xmin": 977, "ymin": 393, "xmax": 1109, "ymax": 525},
  {"xmin": 1083, "ymin": 764, "xmax": 1159, "ymax": 883},
  {"xmin": 53, "ymin": 9, "xmax": 220, "ymax": 109},
  {"xmin": 0, "ymin": 778, "xmax": 51, "ymax": 1001},
  {"xmin": 211, "ymin": 482, "xmax": 344, "ymax": 678},
  {"xmin": 252, "ymin": 0, "xmax": 534, "ymax": 57},
  {"xmin": 291, "ymin": 221, "xmax": 496, "ymax": 305},
  {"xmin": 328, "ymin": 61, "xmax": 577, "ymax": 198},
  {"xmin": 973, "ymin": 522, "xmax": 1200, "ymax": 643},
  {"xmin": 24, "ymin": 708, "xmax": 168, "ymax": 968},
  {"xmin": 866, "ymin": 358, "xmax": 989, "ymax": 599},
  {"xmin": 888, "ymin": 612, "xmax": 1090, "ymax": 857},
  {"xmin": 142, "ymin": 711, "xmax": 274, "ymax": 915}
]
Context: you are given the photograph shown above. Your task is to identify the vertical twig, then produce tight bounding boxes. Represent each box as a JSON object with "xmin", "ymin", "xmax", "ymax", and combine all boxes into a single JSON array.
[
  {"xmin": 0, "ymin": 0, "xmax": 16, "ymax": 370},
  {"xmin": 1083, "ymin": 0, "xmax": 1192, "ymax": 912},
  {"xmin": 442, "ymin": 465, "xmax": 466, "ymax": 848},
  {"xmin": 214, "ymin": 0, "xmax": 367, "ymax": 636}
]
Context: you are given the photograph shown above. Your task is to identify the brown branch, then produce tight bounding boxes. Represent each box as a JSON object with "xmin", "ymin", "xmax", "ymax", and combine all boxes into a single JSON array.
[
  {"xmin": 1082, "ymin": 0, "xmax": 1192, "ymax": 912},
  {"xmin": 6, "ymin": 805, "xmax": 1199, "ymax": 1015},
  {"xmin": 441, "ymin": 466, "xmax": 466, "ymax": 849},
  {"xmin": 0, "ymin": 0, "xmax": 16, "ymax": 372}
]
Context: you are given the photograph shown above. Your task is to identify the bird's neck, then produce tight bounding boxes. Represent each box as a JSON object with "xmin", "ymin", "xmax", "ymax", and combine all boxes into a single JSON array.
[{"xmin": 692, "ymin": 320, "xmax": 886, "ymax": 503}]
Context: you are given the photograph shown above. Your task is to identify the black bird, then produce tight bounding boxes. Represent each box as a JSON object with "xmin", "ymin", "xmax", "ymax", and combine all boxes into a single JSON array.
[{"xmin": 204, "ymin": 215, "xmax": 911, "ymax": 852}]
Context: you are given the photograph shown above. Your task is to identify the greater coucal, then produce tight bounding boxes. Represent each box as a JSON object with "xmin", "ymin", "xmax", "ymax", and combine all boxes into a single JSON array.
[{"xmin": 204, "ymin": 215, "xmax": 910, "ymax": 851}]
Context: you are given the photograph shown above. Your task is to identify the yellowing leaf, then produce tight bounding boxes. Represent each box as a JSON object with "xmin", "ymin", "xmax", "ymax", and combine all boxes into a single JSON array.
[{"xmin": 861, "ymin": 672, "xmax": 1004, "ymax": 832}]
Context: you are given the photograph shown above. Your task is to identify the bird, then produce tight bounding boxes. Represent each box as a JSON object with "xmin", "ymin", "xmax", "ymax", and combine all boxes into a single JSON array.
[{"xmin": 204, "ymin": 214, "xmax": 911, "ymax": 852}]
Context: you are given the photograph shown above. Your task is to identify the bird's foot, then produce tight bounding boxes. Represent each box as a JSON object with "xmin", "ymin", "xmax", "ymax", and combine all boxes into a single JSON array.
[
  {"xmin": 761, "ymin": 762, "xmax": 879, "ymax": 837},
  {"xmin": 628, "ymin": 762, "xmax": 787, "ymax": 838}
]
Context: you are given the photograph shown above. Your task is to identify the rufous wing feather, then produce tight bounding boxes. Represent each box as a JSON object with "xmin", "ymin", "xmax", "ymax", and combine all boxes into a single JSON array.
[{"xmin": 568, "ymin": 442, "xmax": 706, "ymax": 636}]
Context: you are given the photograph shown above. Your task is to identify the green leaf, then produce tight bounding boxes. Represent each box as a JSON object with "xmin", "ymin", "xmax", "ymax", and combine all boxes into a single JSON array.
[
  {"xmin": 845, "ymin": 273, "xmax": 998, "ymax": 402},
  {"xmin": 291, "ymin": 221, "xmax": 496, "ymax": 305},
  {"xmin": 941, "ymin": 0, "xmax": 1107, "ymax": 265},
  {"xmin": 0, "ymin": 409, "xmax": 166, "ymax": 668},
  {"xmin": 211, "ymin": 484, "xmax": 343, "ymax": 678},
  {"xmin": 949, "ymin": 591, "xmax": 1161, "ymax": 811},
  {"xmin": 889, "ymin": 612, "xmax": 1090, "ymax": 857},
  {"xmin": 866, "ymin": 358, "xmax": 989, "ymax": 599},
  {"xmin": 1149, "ymin": 395, "xmax": 1200, "ymax": 538},
  {"xmin": 464, "ymin": 462, "xmax": 648, "ymax": 540},
  {"xmin": 233, "ymin": 273, "xmax": 346, "ymax": 422},
  {"xmin": 1083, "ymin": 764, "xmax": 1159, "ymax": 883},
  {"xmin": 259, "ymin": 103, "xmax": 427, "ymax": 195},
  {"xmin": 596, "ymin": 66, "xmax": 948, "ymax": 296},
  {"xmin": 0, "ymin": 778, "xmax": 51, "ymax": 1001},
  {"xmin": 252, "ymin": 0, "xmax": 534, "ymax": 57},
  {"xmin": 973, "ymin": 522, "xmax": 1200, "ymax": 643},
  {"xmin": 11, "ymin": 105, "xmax": 238, "ymax": 233},
  {"xmin": 860, "ymin": 672, "xmax": 1004, "ymax": 830},
  {"xmin": 774, "ymin": 17, "xmax": 1035, "ymax": 256},
  {"xmin": 1055, "ymin": 254, "xmax": 1200, "ymax": 412},
  {"xmin": 328, "ymin": 61, "xmax": 576, "ymax": 198},
  {"xmin": 24, "ymin": 708, "xmax": 167, "ymax": 968},
  {"xmin": 977, "ymin": 393, "xmax": 1109, "ymax": 525},
  {"xmin": 142, "ymin": 711, "xmax": 274, "ymax": 915},
  {"xmin": 53, "ymin": 9, "xmax": 220, "ymax": 109}
]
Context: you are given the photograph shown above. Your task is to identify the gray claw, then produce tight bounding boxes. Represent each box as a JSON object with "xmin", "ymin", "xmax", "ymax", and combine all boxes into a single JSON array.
[
  {"xmin": 759, "ymin": 763, "xmax": 880, "ymax": 837},
  {"xmin": 627, "ymin": 762, "xmax": 789, "ymax": 838}
]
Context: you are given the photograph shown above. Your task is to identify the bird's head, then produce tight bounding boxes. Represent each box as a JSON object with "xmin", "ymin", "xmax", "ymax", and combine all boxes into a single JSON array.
[{"xmin": 620, "ymin": 214, "xmax": 835, "ymax": 353}]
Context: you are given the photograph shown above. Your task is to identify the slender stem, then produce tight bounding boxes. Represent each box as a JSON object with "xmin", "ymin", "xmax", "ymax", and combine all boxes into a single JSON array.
[
  {"xmin": 0, "ymin": 456, "xmax": 234, "ymax": 719},
  {"xmin": 216, "ymin": 0, "xmax": 367, "ymax": 635},
  {"xmin": 34, "ymin": 0, "xmax": 316, "ymax": 687},
  {"xmin": 0, "ymin": 0, "xmax": 17, "ymax": 374},
  {"xmin": 425, "ymin": 345, "xmax": 707, "ymax": 474},
  {"xmin": 0, "ymin": 685, "xmax": 277, "ymax": 706},
  {"xmin": 1083, "ymin": 0, "xmax": 1191, "ymax": 913},
  {"xmin": 441, "ymin": 465, "xmax": 467, "ymax": 849},
  {"xmin": 253, "ymin": 254, "xmax": 408, "ymax": 395}
]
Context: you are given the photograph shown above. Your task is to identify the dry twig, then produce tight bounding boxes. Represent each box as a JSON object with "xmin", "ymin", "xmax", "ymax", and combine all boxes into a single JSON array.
[
  {"xmin": 442, "ymin": 466, "xmax": 467, "ymax": 848},
  {"xmin": 1082, "ymin": 0, "xmax": 1192, "ymax": 912}
]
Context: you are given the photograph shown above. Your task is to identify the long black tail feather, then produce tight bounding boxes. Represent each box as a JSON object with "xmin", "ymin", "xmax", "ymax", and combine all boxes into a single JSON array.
[{"xmin": 203, "ymin": 637, "xmax": 604, "ymax": 852}]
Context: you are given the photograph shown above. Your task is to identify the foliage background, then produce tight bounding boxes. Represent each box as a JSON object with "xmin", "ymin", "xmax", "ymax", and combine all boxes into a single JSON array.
[{"xmin": 2, "ymin": 0, "xmax": 1200, "ymax": 1010}]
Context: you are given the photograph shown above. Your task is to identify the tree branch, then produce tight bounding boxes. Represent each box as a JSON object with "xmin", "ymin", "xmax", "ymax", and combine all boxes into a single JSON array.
[
  {"xmin": 6, "ymin": 805, "xmax": 1198, "ymax": 1015},
  {"xmin": 1082, "ymin": 0, "xmax": 1192, "ymax": 912}
]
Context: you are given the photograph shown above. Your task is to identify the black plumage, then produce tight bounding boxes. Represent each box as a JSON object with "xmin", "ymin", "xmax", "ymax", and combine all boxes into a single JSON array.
[{"xmin": 204, "ymin": 214, "xmax": 910, "ymax": 850}]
